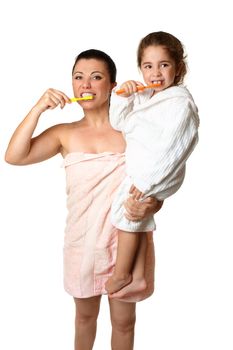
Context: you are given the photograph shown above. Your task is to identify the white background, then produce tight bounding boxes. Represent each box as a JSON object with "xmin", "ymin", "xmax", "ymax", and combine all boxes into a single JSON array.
[{"xmin": 0, "ymin": 0, "xmax": 232, "ymax": 349}]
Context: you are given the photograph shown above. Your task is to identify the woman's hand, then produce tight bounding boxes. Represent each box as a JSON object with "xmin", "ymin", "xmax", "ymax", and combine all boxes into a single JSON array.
[
  {"xmin": 5, "ymin": 88, "xmax": 69, "ymax": 165},
  {"xmin": 124, "ymin": 195, "xmax": 163, "ymax": 221},
  {"xmin": 129, "ymin": 184, "xmax": 144, "ymax": 200},
  {"xmin": 33, "ymin": 88, "xmax": 71, "ymax": 114}
]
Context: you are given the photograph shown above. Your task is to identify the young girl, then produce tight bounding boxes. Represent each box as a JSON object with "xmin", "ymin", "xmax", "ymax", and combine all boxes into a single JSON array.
[{"xmin": 105, "ymin": 31, "xmax": 200, "ymax": 298}]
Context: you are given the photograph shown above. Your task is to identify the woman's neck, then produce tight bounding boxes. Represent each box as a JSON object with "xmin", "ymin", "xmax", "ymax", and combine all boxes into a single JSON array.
[{"xmin": 83, "ymin": 108, "xmax": 110, "ymax": 128}]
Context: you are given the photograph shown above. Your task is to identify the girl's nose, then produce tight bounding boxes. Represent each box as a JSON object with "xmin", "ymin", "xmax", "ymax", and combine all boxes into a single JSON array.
[{"xmin": 153, "ymin": 68, "xmax": 162, "ymax": 77}]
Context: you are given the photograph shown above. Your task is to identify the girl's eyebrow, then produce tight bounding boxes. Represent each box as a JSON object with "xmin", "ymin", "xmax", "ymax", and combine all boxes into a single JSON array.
[
  {"xmin": 159, "ymin": 60, "xmax": 172, "ymax": 63},
  {"xmin": 142, "ymin": 60, "xmax": 171, "ymax": 64},
  {"xmin": 141, "ymin": 61, "xmax": 152, "ymax": 65}
]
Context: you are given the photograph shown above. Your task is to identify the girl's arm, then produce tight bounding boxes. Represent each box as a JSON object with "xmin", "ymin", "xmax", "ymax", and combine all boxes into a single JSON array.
[
  {"xmin": 132, "ymin": 97, "xmax": 199, "ymax": 197},
  {"xmin": 5, "ymin": 89, "xmax": 70, "ymax": 165},
  {"xmin": 109, "ymin": 80, "xmax": 143, "ymax": 131}
]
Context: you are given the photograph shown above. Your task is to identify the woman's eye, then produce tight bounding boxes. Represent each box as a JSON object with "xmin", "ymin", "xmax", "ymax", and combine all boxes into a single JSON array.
[
  {"xmin": 92, "ymin": 75, "xmax": 102, "ymax": 80},
  {"xmin": 74, "ymin": 75, "xmax": 82, "ymax": 80}
]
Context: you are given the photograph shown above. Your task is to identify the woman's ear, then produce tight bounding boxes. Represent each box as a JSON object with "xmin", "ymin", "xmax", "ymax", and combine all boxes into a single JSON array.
[{"xmin": 111, "ymin": 82, "xmax": 117, "ymax": 90}]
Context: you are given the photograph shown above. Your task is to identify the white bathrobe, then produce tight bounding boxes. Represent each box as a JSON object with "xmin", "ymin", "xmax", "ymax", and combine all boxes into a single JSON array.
[{"xmin": 110, "ymin": 85, "xmax": 200, "ymax": 232}]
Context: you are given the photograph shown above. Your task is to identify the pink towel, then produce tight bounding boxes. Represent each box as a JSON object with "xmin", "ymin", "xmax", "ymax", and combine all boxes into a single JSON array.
[{"xmin": 63, "ymin": 152, "xmax": 155, "ymax": 301}]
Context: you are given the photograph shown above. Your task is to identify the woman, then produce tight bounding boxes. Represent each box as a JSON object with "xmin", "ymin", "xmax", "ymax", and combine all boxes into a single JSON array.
[{"xmin": 5, "ymin": 49, "xmax": 162, "ymax": 350}]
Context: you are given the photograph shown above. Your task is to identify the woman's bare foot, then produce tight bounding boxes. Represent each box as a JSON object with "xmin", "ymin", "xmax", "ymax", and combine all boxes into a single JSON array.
[{"xmin": 108, "ymin": 278, "xmax": 147, "ymax": 299}]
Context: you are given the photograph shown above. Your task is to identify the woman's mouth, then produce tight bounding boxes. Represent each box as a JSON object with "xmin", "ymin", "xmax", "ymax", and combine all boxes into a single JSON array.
[{"xmin": 81, "ymin": 92, "xmax": 95, "ymax": 99}]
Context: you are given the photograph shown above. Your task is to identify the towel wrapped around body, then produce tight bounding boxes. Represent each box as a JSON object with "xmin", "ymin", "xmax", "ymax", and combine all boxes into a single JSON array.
[{"xmin": 63, "ymin": 152, "xmax": 155, "ymax": 301}]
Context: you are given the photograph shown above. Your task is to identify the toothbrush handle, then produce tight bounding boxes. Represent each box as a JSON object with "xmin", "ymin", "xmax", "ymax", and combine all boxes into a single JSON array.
[
  {"xmin": 116, "ymin": 83, "xmax": 160, "ymax": 95},
  {"xmin": 70, "ymin": 96, "xmax": 93, "ymax": 102}
]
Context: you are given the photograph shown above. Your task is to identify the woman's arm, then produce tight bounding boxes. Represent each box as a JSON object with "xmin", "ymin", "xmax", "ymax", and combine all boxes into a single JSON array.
[
  {"xmin": 5, "ymin": 89, "xmax": 70, "ymax": 165},
  {"xmin": 124, "ymin": 196, "xmax": 163, "ymax": 222}
]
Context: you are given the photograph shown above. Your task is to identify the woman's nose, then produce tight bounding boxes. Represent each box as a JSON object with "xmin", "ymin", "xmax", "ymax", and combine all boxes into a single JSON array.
[{"xmin": 82, "ymin": 78, "xmax": 91, "ymax": 88}]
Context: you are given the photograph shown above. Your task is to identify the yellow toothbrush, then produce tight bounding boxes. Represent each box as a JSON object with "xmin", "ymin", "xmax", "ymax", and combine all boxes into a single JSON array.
[{"xmin": 70, "ymin": 96, "xmax": 93, "ymax": 102}]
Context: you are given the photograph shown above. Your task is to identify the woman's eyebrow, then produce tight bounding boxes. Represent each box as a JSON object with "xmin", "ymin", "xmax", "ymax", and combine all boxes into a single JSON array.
[
  {"xmin": 72, "ymin": 70, "xmax": 104, "ymax": 76},
  {"xmin": 72, "ymin": 70, "xmax": 83, "ymax": 76},
  {"xmin": 90, "ymin": 71, "xmax": 104, "ymax": 75}
]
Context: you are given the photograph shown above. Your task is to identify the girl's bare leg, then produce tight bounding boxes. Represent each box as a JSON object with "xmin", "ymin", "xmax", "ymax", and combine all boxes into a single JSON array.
[
  {"xmin": 109, "ymin": 298, "xmax": 136, "ymax": 350},
  {"xmin": 105, "ymin": 230, "xmax": 140, "ymax": 294},
  {"xmin": 109, "ymin": 232, "xmax": 147, "ymax": 299},
  {"xmin": 74, "ymin": 296, "xmax": 101, "ymax": 350}
]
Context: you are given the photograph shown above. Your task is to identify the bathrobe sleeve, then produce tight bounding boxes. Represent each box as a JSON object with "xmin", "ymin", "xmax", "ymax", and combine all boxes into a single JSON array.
[
  {"xmin": 132, "ymin": 97, "xmax": 199, "ymax": 198},
  {"xmin": 109, "ymin": 91, "xmax": 135, "ymax": 131}
]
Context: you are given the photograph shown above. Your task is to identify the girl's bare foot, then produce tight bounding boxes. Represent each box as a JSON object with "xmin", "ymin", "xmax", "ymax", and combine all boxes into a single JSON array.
[
  {"xmin": 105, "ymin": 274, "xmax": 132, "ymax": 294},
  {"xmin": 108, "ymin": 278, "xmax": 147, "ymax": 299}
]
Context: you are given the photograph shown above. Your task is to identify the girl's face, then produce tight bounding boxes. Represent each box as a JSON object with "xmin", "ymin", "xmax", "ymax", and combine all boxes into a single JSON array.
[
  {"xmin": 140, "ymin": 45, "xmax": 178, "ymax": 93},
  {"xmin": 72, "ymin": 58, "xmax": 116, "ymax": 110}
]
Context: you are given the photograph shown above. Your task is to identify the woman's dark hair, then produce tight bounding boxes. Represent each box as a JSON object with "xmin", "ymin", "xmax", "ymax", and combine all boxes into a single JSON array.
[
  {"xmin": 137, "ymin": 31, "xmax": 187, "ymax": 85},
  {"xmin": 72, "ymin": 49, "xmax": 117, "ymax": 83}
]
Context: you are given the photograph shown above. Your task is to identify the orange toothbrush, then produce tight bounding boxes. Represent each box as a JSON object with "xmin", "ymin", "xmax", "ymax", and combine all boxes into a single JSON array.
[{"xmin": 116, "ymin": 83, "xmax": 161, "ymax": 95}]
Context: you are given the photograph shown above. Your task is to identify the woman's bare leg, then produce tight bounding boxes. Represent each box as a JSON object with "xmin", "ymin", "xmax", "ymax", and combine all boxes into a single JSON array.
[
  {"xmin": 74, "ymin": 295, "xmax": 101, "ymax": 350},
  {"xmin": 109, "ymin": 298, "xmax": 136, "ymax": 350},
  {"xmin": 105, "ymin": 230, "xmax": 140, "ymax": 294}
]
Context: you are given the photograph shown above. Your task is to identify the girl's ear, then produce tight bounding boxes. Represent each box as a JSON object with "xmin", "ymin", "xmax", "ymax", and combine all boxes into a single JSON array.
[{"xmin": 175, "ymin": 63, "xmax": 182, "ymax": 76}]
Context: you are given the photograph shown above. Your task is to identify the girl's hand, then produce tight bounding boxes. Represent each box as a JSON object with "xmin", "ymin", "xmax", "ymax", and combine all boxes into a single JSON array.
[
  {"xmin": 33, "ymin": 88, "xmax": 71, "ymax": 114},
  {"xmin": 124, "ymin": 195, "xmax": 163, "ymax": 221},
  {"xmin": 119, "ymin": 80, "xmax": 144, "ymax": 97}
]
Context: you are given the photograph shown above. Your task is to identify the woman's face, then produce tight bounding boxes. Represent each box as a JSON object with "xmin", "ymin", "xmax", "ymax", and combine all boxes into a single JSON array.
[{"xmin": 72, "ymin": 58, "xmax": 116, "ymax": 110}]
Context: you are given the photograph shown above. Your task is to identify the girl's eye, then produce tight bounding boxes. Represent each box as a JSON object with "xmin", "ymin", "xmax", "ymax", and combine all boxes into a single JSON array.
[
  {"xmin": 144, "ymin": 64, "xmax": 152, "ymax": 69},
  {"xmin": 161, "ymin": 63, "xmax": 169, "ymax": 68}
]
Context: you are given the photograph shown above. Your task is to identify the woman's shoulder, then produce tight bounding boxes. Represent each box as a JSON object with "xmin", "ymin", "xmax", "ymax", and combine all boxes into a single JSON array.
[{"xmin": 47, "ymin": 120, "xmax": 84, "ymax": 133}]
